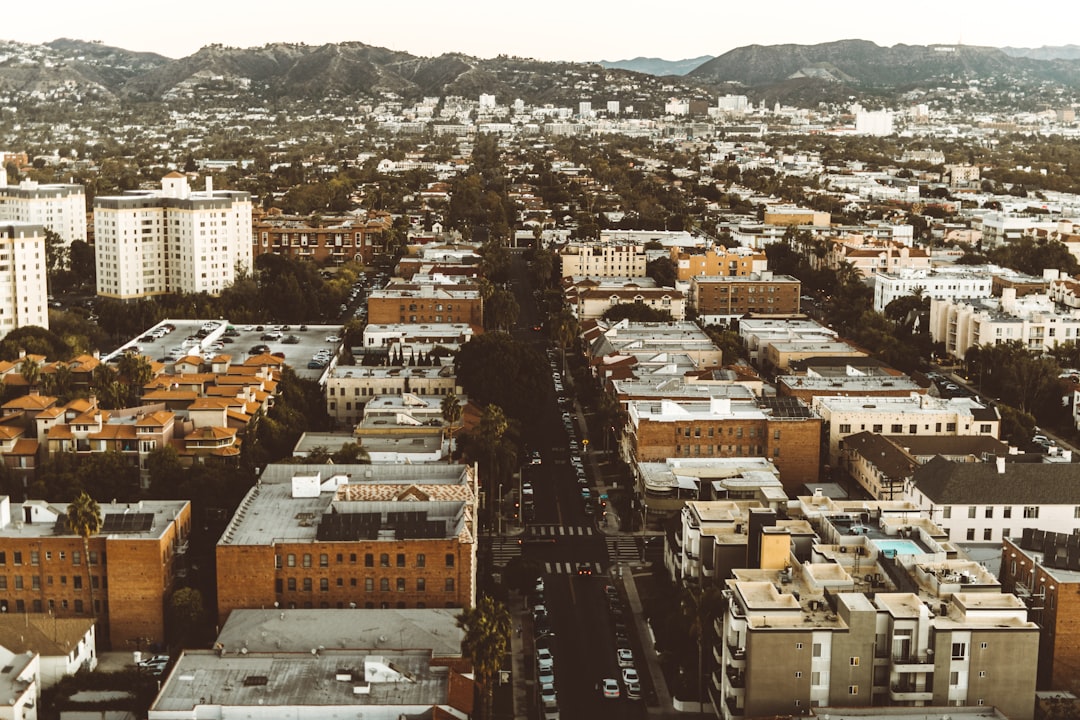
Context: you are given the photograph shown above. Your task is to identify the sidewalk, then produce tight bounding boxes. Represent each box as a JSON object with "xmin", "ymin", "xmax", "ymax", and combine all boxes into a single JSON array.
[
  {"xmin": 507, "ymin": 590, "xmax": 531, "ymax": 720},
  {"xmin": 618, "ymin": 566, "xmax": 674, "ymax": 718}
]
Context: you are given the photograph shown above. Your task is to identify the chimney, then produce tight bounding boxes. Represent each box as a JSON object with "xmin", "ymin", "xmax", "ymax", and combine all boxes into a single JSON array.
[{"xmin": 995, "ymin": 455, "xmax": 1006, "ymax": 474}]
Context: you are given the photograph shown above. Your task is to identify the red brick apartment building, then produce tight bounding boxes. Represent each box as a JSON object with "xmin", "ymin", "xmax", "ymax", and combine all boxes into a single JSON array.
[
  {"xmin": 626, "ymin": 396, "xmax": 821, "ymax": 491},
  {"xmin": 252, "ymin": 209, "xmax": 391, "ymax": 265},
  {"xmin": 216, "ymin": 464, "xmax": 478, "ymax": 624},
  {"xmin": 365, "ymin": 283, "xmax": 483, "ymax": 330},
  {"xmin": 0, "ymin": 496, "xmax": 191, "ymax": 650},
  {"xmin": 690, "ymin": 272, "xmax": 801, "ymax": 320}
]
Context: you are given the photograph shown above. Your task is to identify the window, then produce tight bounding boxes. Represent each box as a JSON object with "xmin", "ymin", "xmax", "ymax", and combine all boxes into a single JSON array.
[
  {"xmin": 850, "ymin": 657, "xmax": 859, "ymax": 666},
  {"xmin": 397, "ymin": 578, "xmax": 406, "ymax": 592},
  {"xmin": 302, "ymin": 578, "xmax": 312, "ymax": 592},
  {"xmin": 445, "ymin": 554, "xmax": 455, "ymax": 568},
  {"xmin": 796, "ymin": 642, "xmax": 803, "ymax": 650},
  {"xmin": 942, "ymin": 507, "xmax": 952, "ymax": 519},
  {"xmin": 849, "ymin": 685, "xmax": 858, "ymax": 695},
  {"xmin": 380, "ymin": 578, "xmax": 390, "ymax": 591},
  {"xmin": 839, "ymin": 424, "xmax": 851, "ymax": 434},
  {"xmin": 812, "ymin": 671, "xmax": 821, "ymax": 685},
  {"xmin": 968, "ymin": 506, "xmax": 977, "ymax": 519},
  {"xmin": 287, "ymin": 554, "xmax": 296, "ymax": 567},
  {"xmin": 380, "ymin": 553, "xmax": 390, "ymax": 567},
  {"xmin": 812, "ymin": 643, "xmax": 822, "ymax": 657},
  {"xmin": 365, "ymin": 578, "xmax": 374, "ymax": 591},
  {"xmin": 1004, "ymin": 507, "xmax": 1012, "ymax": 518},
  {"xmin": 1024, "ymin": 506, "xmax": 1040, "ymax": 519},
  {"xmin": 417, "ymin": 578, "xmax": 426, "ymax": 591},
  {"xmin": 320, "ymin": 578, "xmax": 329, "ymax": 591},
  {"xmin": 417, "ymin": 554, "xmax": 426, "ymax": 568},
  {"xmin": 73, "ymin": 576, "xmax": 82, "ymax": 589},
  {"xmin": 445, "ymin": 578, "xmax": 455, "ymax": 591},
  {"xmin": 397, "ymin": 553, "xmax": 406, "ymax": 568},
  {"xmin": 985, "ymin": 507, "xmax": 994, "ymax": 519},
  {"xmin": 952, "ymin": 642, "xmax": 966, "ymax": 659},
  {"xmin": 365, "ymin": 553, "xmax": 373, "ymax": 567},
  {"xmin": 984, "ymin": 528, "xmax": 992, "ymax": 541},
  {"xmin": 30, "ymin": 551, "xmax": 39, "ymax": 566},
  {"xmin": 966, "ymin": 529, "xmax": 975, "ymax": 541},
  {"xmin": 320, "ymin": 554, "xmax": 328, "ymax": 567},
  {"xmin": 950, "ymin": 671, "xmax": 960, "ymax": 685},
  {"xmin": 795, "ymin": 671, "xmax": 803, "ymax": 678},
  {"xmin": 303, "ymin": 554, "xmax": 312, "ymax": 568},
  {"xmin": 287, "ymin": 578, "xmax": 297, "ymax": 591}
]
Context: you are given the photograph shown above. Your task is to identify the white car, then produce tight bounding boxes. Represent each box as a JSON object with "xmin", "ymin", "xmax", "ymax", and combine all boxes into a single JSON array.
[
  {"xmin": 617, "ymin": 648, "xmax": 634, "ymax": 668},
  {"xmin": 325, "ymin": 335, "xmax": 341, "ymax": 342},
  {"xmin": 536, "ymin": 647, "xmax": 554, "ymax": 671},
  {"xmin": 600, "ymin": 678, "xmax": 620, "ymax": 699},
  {"xmin": 538, "ymin": 665, "xmax": 555, "ymax": 685},
  {"xmin": 539, "ymin": 681, "xmax": 558, "ymax": 708},
  {"xmin": 621, "ymin": 667, "xmax": 639, "ymax": 686}
]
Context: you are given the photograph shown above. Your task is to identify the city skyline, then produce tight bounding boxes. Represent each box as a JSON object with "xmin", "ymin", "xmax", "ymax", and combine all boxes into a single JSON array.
[{"xmin": 3, "ymin": 0, "xmax": 1077, "ymax": 64}]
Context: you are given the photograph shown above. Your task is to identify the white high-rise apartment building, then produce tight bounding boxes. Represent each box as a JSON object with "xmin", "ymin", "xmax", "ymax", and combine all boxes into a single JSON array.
[
  {"xmin": 94, "ymin": 173, "xmax": 252, "ymax": 299},
  {"xmin": 0, "ymin": 223, "xmax": 49, "ymax": 335},
  {"xmin": 0, "ymin": 166, "xmax": 87, "ymax": 248}
]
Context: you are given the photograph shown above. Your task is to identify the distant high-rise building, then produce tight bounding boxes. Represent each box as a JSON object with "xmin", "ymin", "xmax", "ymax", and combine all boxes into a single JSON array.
[
  {"xmin": 606, "ymin": 100, "xmax": 620, "ymax": 115},
  {"xmin": 94, "ymin": 173, "xmax": 252, "ymax": 300},
  {"xmin": 578, "ymin": 101, "xmax": 593, "ymax": 118},
  {"xmin": 478, "ymin": 93, "xmax": 496, "ymax": 109},
  {"xmin": 854, "ymin": 110, "xmax": 895, "ymax": 136},
  {"xmin": 0, "ymin": 169, "xmax": 86, "ymax": 248},
  {"xmin": 0, "ymin": 223, "xmax": 48, "ymax": 335},
  {"xmin": 717, "ymin": 94, "xmax": 748, "ymax": 114}
]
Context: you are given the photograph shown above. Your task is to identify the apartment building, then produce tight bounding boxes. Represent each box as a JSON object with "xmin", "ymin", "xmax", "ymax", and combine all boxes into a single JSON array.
[
  {"xmin": 737, "ymin": 317, "xmax": 840, "ymax": 368},
  {"xmin": 931, "ymin": 289, "xmax": 1080, "ymax": 359},
  {"xmin": 365, "ymin": 283, "xmax": 483, "ymax": 330},
  {"xmin": 252, "ymin": 209, "xmax": 390, "ymax": 265},
  {"xmin": 625, "ymin": 395, "xmax": 822, "ymax": 490},
  {"xmin": 872, "ymin": 267, "xmax": 994, "ymax": 313},
  {"xmin": 0, "ymin": 175, "xmax": 86, "ymax": 247},
  {"xmin": 566, "ymin": 279, "xmax": 686, "ymax": 321},
  {"xmin": 558, "ymin": 241, "xmax": 647, "ymax": 278},
  {"xmin": 777, "ymin": 363, "xmax": 922, "ymax": 404},
  {"xmin": 215, "ymin": 464, "xmax": 478, "ymax": 624},
  {"xmin": 812, "ymin": 393, "xmax": 999, "ymax": 466},
  {"xmin": 585, "ymin": 319, "xmax": 724, "ymax": 370},
  {"xmin": 762, "ymin": 206, "xmax": 830, "ymax": 227},
  {"xmin": 1000, "ymin": 532, "xmax": 1080, "ymax": 693},
  {"xmin": 0, "ymin": 496, "xmax": 191, "ymax": 650},
  {"xmin": 94, "ymin": 174, "xmax": 252, "ymax": 299},
  {"xmin": 690, "ymin": 272, "xmax": 801, "ymax": 323},
  {"xmin": 0, "ymin": 224, "xmax": 48, "ymax": 336},
  {"xmin": 671, "ymin": 246, "xmax": 767, "ymax": 282},
  {"xmin": 325, "ymin": 365, "xmax": 460, "ymax": 427}
]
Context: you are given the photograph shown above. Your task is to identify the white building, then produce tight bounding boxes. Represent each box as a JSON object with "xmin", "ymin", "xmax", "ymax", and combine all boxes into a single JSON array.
[
  {"xmin": 854, "ymin": 109, "xmax": 894, "ymax": 136},
  {"xmin": 558, "ymin": 241, "xmax": 647, "ymax": 278},
  {"xmin": 0, "ymin": 645, "xmax": 38, "ymax": 720},
  {"xmin": 930, "ymin": 289, "xmax": 1080, "ymax": 359},
  {"xmin": 0, "ymin": 171, "xmax": 86, "ymax": 248},
  {"xmin": 0, "ymin": 616, "xmax": 96, "ymax": 688},
  {"xmin": 0, "ymin": 224, "xmax": 49, "ymax": 336},
  {"xmin": 94, "ymin": 173, "xmax": 252, "ymax": 299},
  {"xmin": 717, "ymin": 95, "xmax": 749, "ymax": 114},
  {"xmin": 873, "ymin": 267, "xmax": 994, "ymax": 313},
  {"xmin": 812, "ymin": 393, "xmax": 1000, "ymax": 465}
]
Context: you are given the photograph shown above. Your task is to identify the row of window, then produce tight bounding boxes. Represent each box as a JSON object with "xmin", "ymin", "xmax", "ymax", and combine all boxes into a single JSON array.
[
  {"xmin": 0, "ymin": 598, "xmax": 99, "ymax": 614},
  {"xmin": 941, "ymin": 505, "xmax": 1038, "ymax": 519},
  {"xmin": 0, "ymin": 574, "xmax": 99, "ymax": 590},
  {"xmin": 681, "ymin": 426, "xmax": 782, "ymax": 440},
  {"xmin": 838, "ymin": 422, "xmax": 970, "ymax": 434},
  {"xmin": 275, "ymin": 552, "xmax": 455, "ymax": 569},
  {"xmin": 276, "ymin": 576, "xmax": 455, "ymax": 593},
  {"xmin": 0, "ymin": 550, "xmax": 100, "ymax": 566}
]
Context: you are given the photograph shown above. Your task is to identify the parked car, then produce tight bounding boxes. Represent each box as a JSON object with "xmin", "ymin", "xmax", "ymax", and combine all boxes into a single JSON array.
[
  {"xmin": 600, "ymin": 678, "xmax": 620, "ymax": 699},
  {"xmin": 617, "ymin": 648, "xmax": 634, "ymax": 668},
  {"xmin": 539, "ymin": 681, "xmax": 558, "ymax": 708}
]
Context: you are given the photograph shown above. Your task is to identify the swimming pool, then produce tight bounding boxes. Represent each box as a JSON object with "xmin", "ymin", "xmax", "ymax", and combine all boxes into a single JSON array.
[{"xmin": 873, "ymin": 538, "xmax": 924, "ymax": 556}]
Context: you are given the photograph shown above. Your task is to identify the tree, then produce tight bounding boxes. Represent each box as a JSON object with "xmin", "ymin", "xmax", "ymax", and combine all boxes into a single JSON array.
[
  {"xmin": 484, "ymin": 287, "xmax": 519, "ymax": 333},
  {"xmin": 167, "ymin": 587, "xmax": 206, "ymax": 648},
  {"xmin": 19, "ymin": 357, "xmax": 41, "ymax": 390},
  {"xmin": 454, "ymin": 333, "xmax": 549, "ymax": 423},
  {"xmin": 441, "ymin": 392, "xmax": 463, "ymax": 452},
  {"xmin": 680, "ymin": 586, "xmax": 725, "ymax": 705},
  {"xmin": 66, "ymin": 492, "xmax": 102, "ymax": 618},
  {"xmin": 458, "ymin": 594, "xmax": 512, "ymax": 720},
  {"xmin": 646, "ymin": 256, "xmax": 677, "ymax": 288}
]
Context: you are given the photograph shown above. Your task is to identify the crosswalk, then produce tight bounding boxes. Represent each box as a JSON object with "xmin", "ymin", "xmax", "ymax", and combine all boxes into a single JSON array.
[
  {"xmin": 606, "ymin": 536, "xmax": 642, "ymax": 563},
  {"xmin": 490, "ymin": 538, "xmax": 522, "ymax": 567},
  {"xmin": 527, "ymin": 524, "xmax": 594, "ymax": 537},
  {"xmin": 543, "ymin": 561, "xmax": 604, "ymax": 575}
]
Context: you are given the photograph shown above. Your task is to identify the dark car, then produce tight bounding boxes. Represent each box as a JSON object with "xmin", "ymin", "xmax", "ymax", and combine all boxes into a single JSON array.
[{"xmin": 249, "ymin": 344, "xmax": 270, "ymax": 355}]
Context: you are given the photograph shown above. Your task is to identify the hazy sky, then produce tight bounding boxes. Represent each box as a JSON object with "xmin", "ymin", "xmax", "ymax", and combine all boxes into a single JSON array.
[{"xmin": 4, "ymin": 0, "xmax": 1076, "ymax": 61}]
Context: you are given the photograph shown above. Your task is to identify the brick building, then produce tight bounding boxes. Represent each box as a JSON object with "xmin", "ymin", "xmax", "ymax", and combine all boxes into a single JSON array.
[
  {"xmin": 251, "ymin": 209, "xmax": 391, "ymax": 266},
  {"xmin": 671, "ymin": 246, "xmax": 767, "ymax": 282},
  {"xmin": 215, "ymin": 464, "xmax": 477, "ymax": 625},
  {"xmin": 690, "ymin": 272, "xmax": 801, "ymax": 323},
  {"xmin": 625, "ymin": 396, "xmax": 822, "ymax": 490},
  {"xmin": 366, "ymin": 283, "xmax": 483, "ymax": 330},
  {"xmin": 1000, "ymin": 532, "xmax": 1080, "ymax": 693},
  {"xmin": 0, "ymin": 496, "xmax": 191, "ymax": 650}
]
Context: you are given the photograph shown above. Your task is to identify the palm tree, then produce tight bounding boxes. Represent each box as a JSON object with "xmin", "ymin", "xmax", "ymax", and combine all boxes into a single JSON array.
[
  {"xmin": 441, "ymin": 392, "xmax": 463, "ymax": 453},
  {"xmin": 66, "ymin": 492, "xmax": 102, "ymax": 619},
  {"xmin": 20, "ymin": 357, "xmax": 41, "ymax": 391},
  {"xmin": 458, "ymin": 594, "xmax": 512, "ymax": 720}
]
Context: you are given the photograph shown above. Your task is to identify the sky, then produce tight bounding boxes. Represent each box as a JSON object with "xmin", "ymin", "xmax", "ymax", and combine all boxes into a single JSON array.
[{"xmin": 3, "ymin": 0, "xmax": 1078, "ymax": 62}]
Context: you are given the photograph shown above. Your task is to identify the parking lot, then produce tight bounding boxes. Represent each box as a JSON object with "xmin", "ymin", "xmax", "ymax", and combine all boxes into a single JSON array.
[{"xmin": 111, "ymin": 319, "xmax": 347, "ymax": 381}]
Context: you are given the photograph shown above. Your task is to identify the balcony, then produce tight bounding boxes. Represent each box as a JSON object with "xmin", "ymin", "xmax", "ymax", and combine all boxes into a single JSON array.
[
  {"xmin": 890, "ymin": 684, "xmax": 933, "ymax": 702},
  {"xmin": 726, "ymin": 642, "xmax": 746, "ymax": 669},
  {"xmin": 723, "ymin": 694, "xmax": 745, "ymax": 720},
  {"xmin": 891, "ymin": 651, "xmax": 934, "ymax": 671}
]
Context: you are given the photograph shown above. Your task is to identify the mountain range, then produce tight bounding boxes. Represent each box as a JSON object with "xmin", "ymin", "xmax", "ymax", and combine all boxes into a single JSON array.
[{"xmin": 3, "ymin": 38, "xmax": 1080, "ymax": 105}]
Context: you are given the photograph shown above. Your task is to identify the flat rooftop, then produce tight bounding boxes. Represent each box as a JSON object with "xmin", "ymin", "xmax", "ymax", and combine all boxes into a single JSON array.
[
  {"xmin": 152, "ymin": 649, "xmax": 450, "ymax": 712},
  {"xmin": 217, "ymin": 609, "xmax": 463, "ymax": 657},
  {"xmin": 0, "ymin": 498, "xmax": 188, "ymax": 541}
]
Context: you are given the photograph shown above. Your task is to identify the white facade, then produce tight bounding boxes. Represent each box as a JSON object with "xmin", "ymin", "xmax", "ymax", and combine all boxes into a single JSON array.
[
  {"xmin": 930, "ymin": 289, "xmax": 1080, "ymax": 359},
  {"xmin": 0, "ymin": 178, "xmax": 86, "ymax": 248},
  {"xmin": 94, "ymin": 174, "xmax": 252, "ymax": 299},
  {"xmin": 813, "ymin": 393, "xmax": 999, "ymax": 465},
  {"xmin": 873, "ymin": 267, "xmax": 994, "ymax": 313},
  {"xmin": 854, "ymin": 109, "xmax": 894, "ymax": 136},
  {"xmin": 0, "ymin": 224, "xmax": 49, "ymax": 336},
  {"xmin": 559, "ymin": 241, "xmax": 647, "ymax": 278}
]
